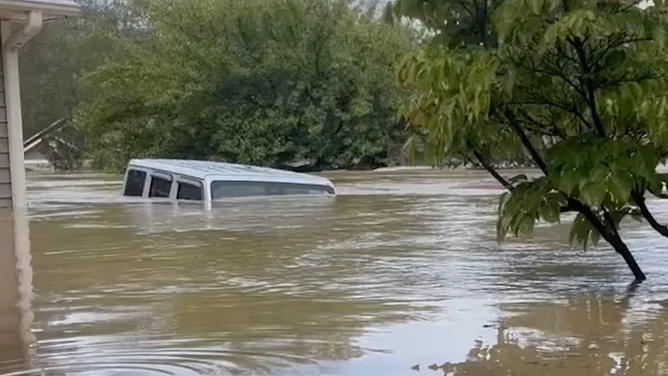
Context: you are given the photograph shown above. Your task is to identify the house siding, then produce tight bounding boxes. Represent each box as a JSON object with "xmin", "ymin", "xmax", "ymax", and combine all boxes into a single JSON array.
[
  {"xmin": 0, "ymin": 62, "xmax": 8, "ymax": 209},
  {"xmin": 0, "ymin": 213, "xmax": 19, "ymax": 351}
]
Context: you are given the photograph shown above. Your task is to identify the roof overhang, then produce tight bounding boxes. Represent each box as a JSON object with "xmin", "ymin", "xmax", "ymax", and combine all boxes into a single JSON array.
[{"xmin": 0, "ymin": 0, "xmax": 80, "ymax": 21}]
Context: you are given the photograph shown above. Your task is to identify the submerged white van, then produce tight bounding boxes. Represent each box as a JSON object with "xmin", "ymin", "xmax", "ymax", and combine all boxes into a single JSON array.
[{"xmin": 122, "ymin": 159, "xmax": 336, "ymax": 201}]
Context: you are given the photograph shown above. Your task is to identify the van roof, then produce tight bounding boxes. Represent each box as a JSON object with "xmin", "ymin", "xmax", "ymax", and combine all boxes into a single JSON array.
[{"xmin": 127, "ymin": 159, "xmax": 334, "ymax": 187}]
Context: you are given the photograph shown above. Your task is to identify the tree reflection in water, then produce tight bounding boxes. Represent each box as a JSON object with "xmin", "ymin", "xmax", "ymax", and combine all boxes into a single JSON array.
[{"xmin": 426, "ymin": 290, "xmax": 668, "ymax": 376}]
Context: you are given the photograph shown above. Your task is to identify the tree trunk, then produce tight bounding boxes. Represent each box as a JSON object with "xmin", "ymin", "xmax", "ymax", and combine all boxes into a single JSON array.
[
  {"xmin": 634, "ymin": 193, "xmax": 668, "ymax": 238},
  {"xmin": 580, "ymin": 205, "xmax": 647, "ymax": 282},
  {"xmin": 609, "ymin": 236, "xmax": 646, "ymax": 282}
]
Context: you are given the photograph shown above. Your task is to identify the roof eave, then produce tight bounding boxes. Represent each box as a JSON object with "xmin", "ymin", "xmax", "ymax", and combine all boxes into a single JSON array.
[{"xmin": 0, "ymin": 0, "xmax": 80, "ymax": 19}]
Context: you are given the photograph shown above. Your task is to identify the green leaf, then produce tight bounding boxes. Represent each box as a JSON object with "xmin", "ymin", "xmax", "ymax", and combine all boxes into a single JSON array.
[
  {"xmin": 590, "ymin": 228, "xmax": 601, "ymax": 246},
  {"xmin": 548, "ymin": 192, "xmax": 568, "ymax": 206},
  {"xmin": 639, "ymin": 145, "xmax": 659, "ymax": 172},
  {"xmin": 502, "ymin": 66, "xmax": 516, "ymax": 96},
  {"xmin": 518, "ymin": 214, "xmax": 535, "ymax": 236},
  {"xmin": 603, "ymin": 50, "xmax": 627, "ymax": 67},
  {"xmin": 610, "ymin": 174, "xmax": 634, "ymax": 203},
  {"xmin": 509, "ymin": 174, "xmax": 528, "ymax": 184},
  {"xmin": 540, "ymin": 198, "xmax": 560, "ymax": 223},
  {"xmin": 590, "ymin": 163, "xmax": 609, "ymax": 182},
  {"xmin": 648, "ymin": 177, "xmax": 664, "ymax": 197},
  {"xmin": 558, "ymin": 169, "xmax": 580, "ymax": 196},
  {"xmin": 497, "ymin": 213, "xmax": 512, "ymax": 242},
  {"xmin": 528, "ymin": 0, "xmax": 543, "ymax": 14},
  {"xmin": 498, "ymin": 191, "xmax": 510, "ymax": 217},
  {"xmin": 569, "ymin": 213, "xmax": 584, "ymax": 245},
  {"xmin": 580, "ymin": 181, "xmax": 607, "ymax": 208},
  {"xmin": 569, "ymin": 213, "xmax": 592, "ymax": 250}
]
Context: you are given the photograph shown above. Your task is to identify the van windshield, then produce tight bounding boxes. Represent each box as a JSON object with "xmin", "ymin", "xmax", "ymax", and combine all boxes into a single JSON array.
[{"xmin": 211, "ymin": 181, "xmax": 334, "ymax": 199}]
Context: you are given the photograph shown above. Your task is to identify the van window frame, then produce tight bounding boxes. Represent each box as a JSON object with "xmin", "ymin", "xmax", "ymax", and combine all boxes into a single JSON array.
[
  {"xmin": 125, "ymin": 165, "xmax": 208, "ymax": 199},
  {"xmin": 148, "ymin": 172, "xmax": 174, "ymax": 199},
  {"xmin": 123, "ymin": 167, "xmax": 150, "ymax": 197},
  {"xmin": 210, "ymin": 180, "xmax": 334, "ymax": 199},
  {"xmin": 175, "ymin": 177, "xmax": 204, "ymax": 201}
]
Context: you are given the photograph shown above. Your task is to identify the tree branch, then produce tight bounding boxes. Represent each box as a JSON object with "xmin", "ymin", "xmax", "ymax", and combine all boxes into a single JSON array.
[
  {"xmin": 532, "ymin": 56, "xmax": 586, "ymax": 99},
  {"xmin": 515, "ymin": 108, "xmax": 567, "ymax": 139},
  {"xmin": 633, "ymin": 191, "xmax": 668, "ymax": 238},
  {"xmin": 604, "ymin": 209, "xmax": 622, "ymax": 238},
  {"xmin": 473, "ymin": 149, "xmax": 582, "ymax": 214},
  {"xmin": 503, "ymin": 108, "xmax": 549, "ymax": 173},
  {"xmin": 520, "ymin": 92, "xmax": 591, "ymax": 130},
  {"xmin": 500, "ymin": 108, "xmax": 583, "ymax": 215},
  {"xmin": 590, "ymin": 35, "xmax": 652, "ymax": 70},
  {"xmin": 567, "ymin": 36, "xmax": 606, "ymax": 137},
  {"xmin": 473, "ymin": 151, "xmax": 513, "ymax": 190},
  {"xmin": 554, "ymin": 39, "xmax": 582, "ymax": 70}
]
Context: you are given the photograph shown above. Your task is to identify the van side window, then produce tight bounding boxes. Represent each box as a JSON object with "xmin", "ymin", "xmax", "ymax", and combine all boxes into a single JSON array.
[
  {"xmin": 177, "ymin": 182, "xmax": 203, "ymax": 201},
  {"xmin": 149, "ymin": 175, "xmax": 172, "ymax": 198},
  {"xmin": 124, "ymin": 169, "xmax": 146, "ymax": 197},
  {"xmin": 210, "ymin": 181, "xmax": 334, "ymax": 199}
]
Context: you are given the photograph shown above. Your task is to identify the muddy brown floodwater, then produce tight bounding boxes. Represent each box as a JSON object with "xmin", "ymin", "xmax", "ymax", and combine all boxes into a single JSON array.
[{"xmin": 2, "ymin": 168, "xmax": 668, "ymax": 375}]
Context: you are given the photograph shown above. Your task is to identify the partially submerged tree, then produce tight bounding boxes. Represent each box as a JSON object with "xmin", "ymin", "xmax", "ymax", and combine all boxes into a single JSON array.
[{"xmin": 387, "ymin": 0, "xmax": 668, "ymax": 281}]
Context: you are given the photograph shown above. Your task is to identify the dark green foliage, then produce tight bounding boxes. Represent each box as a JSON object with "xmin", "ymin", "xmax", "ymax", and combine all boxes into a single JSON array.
[
  {"xmin": 21, "ymin": 0, "xmax": 137, "ymax": 139},
  {"xmin": 67, "ymin": 0, "xmax": 413, "ymax": 171},
  {"xmin": 390, "ymin": 0, "xmax": 668, "ymax": 279},
  {"xmin": 39, "ymin": 120, "xmax": 87, "ymax": 171}
]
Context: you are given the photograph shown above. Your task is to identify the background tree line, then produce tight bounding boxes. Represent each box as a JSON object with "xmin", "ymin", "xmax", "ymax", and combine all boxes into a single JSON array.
[{"xmin": 20, "ymin": 0, "xmax": 416, "ymax": 172}]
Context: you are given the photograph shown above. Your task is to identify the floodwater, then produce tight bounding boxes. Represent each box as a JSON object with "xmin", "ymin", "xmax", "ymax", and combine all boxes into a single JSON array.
[{"xmin": 2, "ymin": 169, "xmax": 668, "ymax": 375}]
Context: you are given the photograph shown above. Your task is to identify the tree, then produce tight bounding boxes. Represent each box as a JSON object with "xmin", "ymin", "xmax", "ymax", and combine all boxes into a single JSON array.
[
  {"xmin": 74, "ymin": 0, "xmax": 413, "ymax": 172},
  {"xmin": 20, "ymin": 0, "xmax": 139, "ymax": 139},
  {"xmin": 387, "ymin": 0, "xmax": 668, "ymax": 281}
]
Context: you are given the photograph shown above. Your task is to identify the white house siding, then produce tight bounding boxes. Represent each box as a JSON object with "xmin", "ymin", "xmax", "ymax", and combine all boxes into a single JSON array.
[{"xmin": 0, "ymin": 55, "xmax": 8, "ymax": 209}]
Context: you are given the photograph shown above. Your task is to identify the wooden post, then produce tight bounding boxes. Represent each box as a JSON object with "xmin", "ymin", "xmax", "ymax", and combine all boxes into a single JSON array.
[{"xmin": 0, "ymin": 20, "xmax": 34, "ymax": 366}]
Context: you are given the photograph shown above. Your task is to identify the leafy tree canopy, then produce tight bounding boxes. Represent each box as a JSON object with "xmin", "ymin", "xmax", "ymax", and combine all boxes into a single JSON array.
[
  {"xmin": 388, "ymin": 0, "xmax": 668, "ymax": 280},
  {"xmin": 71, "ymin": 0, "xmax": 413, "ymax": 171},
  {"xmin": 20, "ymin": 0, "xmax": 127, "ymax": 138}
]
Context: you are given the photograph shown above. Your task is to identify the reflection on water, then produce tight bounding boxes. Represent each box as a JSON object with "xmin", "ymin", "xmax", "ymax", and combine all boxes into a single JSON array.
[
  {"xmin": 1, "ymin": 169, "xmax": 668, "ymax": 375},
  {"xmin": 430, "ymin": 291, "xmax": 668, "ymax": 376}
]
